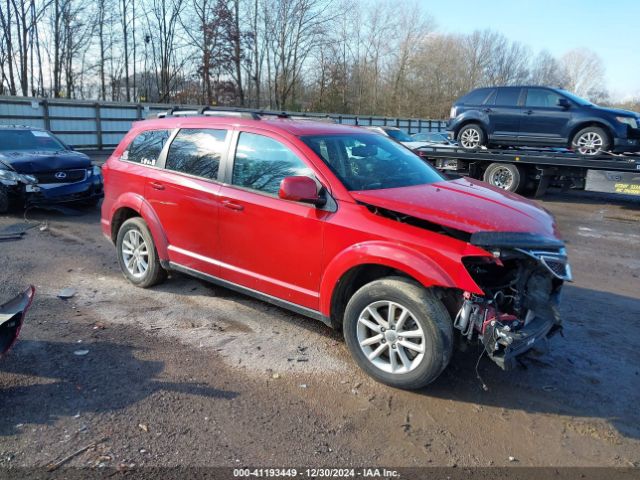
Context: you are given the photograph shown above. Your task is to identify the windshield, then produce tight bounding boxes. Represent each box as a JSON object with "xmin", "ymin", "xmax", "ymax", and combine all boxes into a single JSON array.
[
  {"xmin": 0, "ymin": 129, "xmax": 66, "ymax": 152},
  {"xmin": 384, "ymin": 128, "xmax": 414, "ymax": 142},
  {"xmin": 300, "ymin": 133, "xmax": 444, "ymax": 191},
  {"xmin": 558, "ymin": 89, "xmax": 593, "ymax": 106}
]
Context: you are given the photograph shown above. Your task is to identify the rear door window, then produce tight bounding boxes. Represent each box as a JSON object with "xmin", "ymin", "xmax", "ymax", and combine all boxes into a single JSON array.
[
  {"xmin": 123, "ymin": 130, "xmax": 171, "ymax": 166},
  {"xmin": 165, "ymin": 128, "xmax": 228, "ymax": 181},
  {"xmin": 494, "ymin": 88, "xmax": 522, "ymax": 107}
]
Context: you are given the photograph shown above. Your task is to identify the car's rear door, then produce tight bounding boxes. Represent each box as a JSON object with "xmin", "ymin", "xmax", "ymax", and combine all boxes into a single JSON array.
[
  {"xmin": 487, "ymin": 87, "xmax": 523, "ymax": 141},
  {"xmin": 519, "ymin": 88, "xmax": 572, "ymax": 145},
  {"xmin": 144, "ymin": 127, "xmax": 230, "ymax": 276},
  {"xmin": 216, "ymin": 129, "xmax": 328, "ymax": 311}
]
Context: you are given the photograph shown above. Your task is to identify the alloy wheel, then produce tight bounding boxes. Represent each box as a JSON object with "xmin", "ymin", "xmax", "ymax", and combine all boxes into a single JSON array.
[
  {"xmin": 121, "ymin": 229, "xmax": 150, "ymax": 278},
  {"xmin": 575, "ymin": 132, "xmax": 604, "ymax": 156},
  {"xmin": 460, "ymin": 128, "xmax": 481, "ymax": 148},
  {"xmin": 356, "ymin": 301, "xmax": 426, "ymax": 374}
]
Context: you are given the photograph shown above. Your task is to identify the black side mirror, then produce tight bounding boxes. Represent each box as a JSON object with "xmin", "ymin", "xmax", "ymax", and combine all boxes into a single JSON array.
[{"xmin": 557, "ymin": 98, "xmax": 570, "ymax": 109}]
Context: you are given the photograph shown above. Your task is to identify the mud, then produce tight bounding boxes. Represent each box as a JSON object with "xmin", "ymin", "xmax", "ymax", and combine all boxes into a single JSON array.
[{"xmin": 0, "ymin": 190, "xmax": 639, "ymax": 469}]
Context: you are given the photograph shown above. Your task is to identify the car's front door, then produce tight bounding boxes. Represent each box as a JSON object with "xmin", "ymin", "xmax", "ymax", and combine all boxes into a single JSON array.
[
  {"xmin": 487, "ymin": 87, "xmax": 523, "ymax": 142},
  {"xmin": 216, "ymin": 130, "xmax": 328, "ymax": 311},
  {"xmin": 144, "ymin": 127, "xmax": 229, "ymax": 276},
  {"xmin": 519, "ymin": 88, "xmax": 572, "ymax": 145}
]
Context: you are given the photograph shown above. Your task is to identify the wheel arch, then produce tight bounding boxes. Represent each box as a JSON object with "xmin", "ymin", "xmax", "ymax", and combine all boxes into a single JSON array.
[
  {"xmin": 320, "ymin": 242, "xmax": 462, "ymax": 330},
  {"xmin": 452, "ymin": 114, "xmax": 488, "ymax": 139},
  {"xmin": 568, "ymin": 121, "xmax": 614, "ymax": 147},
  {"xmin": 109, "ymin": 194, "xmax": 169, "ymax": 261}
]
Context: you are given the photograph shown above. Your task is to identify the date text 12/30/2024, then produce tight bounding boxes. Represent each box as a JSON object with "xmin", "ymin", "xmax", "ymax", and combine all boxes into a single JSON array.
[{"xmin": 233, "ymin": 468, "xmax": 400, "ymax": 478}]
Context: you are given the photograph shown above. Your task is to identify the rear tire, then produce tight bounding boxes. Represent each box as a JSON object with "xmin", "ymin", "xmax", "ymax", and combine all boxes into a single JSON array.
[
  {"xmin": 116, "ymin": 217, "xmax": 167, "ymax": 288},
  {"xmin": 457, "ymin": 123, "xmax": 486, "ymax": 150},
  {"xmin": 571, "ymin": 126, "xmax": 610, "ymax": 157},
  {"xmin": 343, "ymin": 277, "xmax": 453, "ymax": 390},
  {"xmin": 483, "ymin": 162, "xmax": 525, "ymax": 193}
]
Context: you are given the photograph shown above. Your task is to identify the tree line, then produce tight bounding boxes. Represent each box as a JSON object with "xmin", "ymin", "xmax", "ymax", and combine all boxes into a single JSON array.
[{"xmin": 1, "ymin": 0, "xmax": 636, "ymax": 118}]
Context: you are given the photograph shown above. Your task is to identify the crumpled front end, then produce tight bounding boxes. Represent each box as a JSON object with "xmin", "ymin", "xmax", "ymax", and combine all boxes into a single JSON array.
[{"xmin": 455, "ymin": 232, "xmax": 571, "ymax": 369}]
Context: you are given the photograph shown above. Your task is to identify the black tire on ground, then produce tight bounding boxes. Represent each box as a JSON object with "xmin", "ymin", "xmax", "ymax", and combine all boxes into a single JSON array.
[
  {"xmin": 343, "ymin": 276, "xmax": 453, "ymax": 390},
  {"xmin": 0, "ymin": 185, "xmax": 8, "ymax": 214},
  {"xmin": 456, "ymin": 123, "xmax": 486, "ymax": 150},
  {"xmin": 483, "ymin": 162, "xmax": 526, "ymax": 193},
  {"xmin": 571, "ymin": 126, "xmax": 611, "ymax": 157},
  {"xmin": 116, "ymin": 217, "xmax": 167, "ymax": 288}
]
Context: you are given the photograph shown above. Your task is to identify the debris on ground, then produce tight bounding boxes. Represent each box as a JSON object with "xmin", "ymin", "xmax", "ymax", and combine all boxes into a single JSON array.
[
  {"xmin": 271, "ymin": 373, "xmax": 280, "ymax": 379},
  {"xmin": 46, "ymin": 437, "xmax": 108, "ymax": 471},
  {"xmin": 58, "ymin": 287, "xmax": 77, "ymax": 299},
  {"xmin": 508, "ymin": 456, "xmax": 517, "ymax": 462},
  {"xmin": 73, "ymin": 349, "xmax": 89, "ymax": 356},
  {"xmin": 0, "ymin": 222, "xmax": 38, "ymax": 241},
  {"xmin": 138, "ymin": 424, "xmax": 148, "ymax": 433}
]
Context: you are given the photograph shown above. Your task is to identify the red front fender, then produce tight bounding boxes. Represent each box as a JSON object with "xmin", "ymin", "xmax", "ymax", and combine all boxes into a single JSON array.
[{"xmin": 319, "ymin": 241, "xmax": 485, "ymax": 317}]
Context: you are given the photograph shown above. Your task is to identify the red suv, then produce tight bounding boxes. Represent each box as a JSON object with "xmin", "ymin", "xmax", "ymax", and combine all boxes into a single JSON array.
[{"xmin": 101, "ymin": 110, "xmax": 571, "ymax": 389}]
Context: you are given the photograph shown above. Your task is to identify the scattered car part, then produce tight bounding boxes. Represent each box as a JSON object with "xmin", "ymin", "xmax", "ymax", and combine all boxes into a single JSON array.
[{"xmin": 0, "ymin": 286, "xmax": 35, "ymax": 356}]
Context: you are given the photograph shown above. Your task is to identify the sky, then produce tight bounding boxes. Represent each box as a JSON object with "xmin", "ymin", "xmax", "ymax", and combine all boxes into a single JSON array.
[{"xmin": 408, "ymin": 0, "xmax": 640, "ymax": 100}]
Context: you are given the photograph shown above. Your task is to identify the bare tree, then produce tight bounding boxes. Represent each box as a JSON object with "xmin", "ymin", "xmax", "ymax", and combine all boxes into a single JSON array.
[
  {"xmin": 143, "ymin": 0, "xmax": 185, "ymax": 101},
  {"xmin": 559, "ymin": 48, "xmax": 607, "ymax": 101}
]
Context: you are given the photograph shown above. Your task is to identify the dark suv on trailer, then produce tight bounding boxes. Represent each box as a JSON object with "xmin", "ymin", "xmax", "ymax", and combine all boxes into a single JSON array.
[{"xmin": 447, "ymin": 86, "xmax": 640, "ymax": 156}]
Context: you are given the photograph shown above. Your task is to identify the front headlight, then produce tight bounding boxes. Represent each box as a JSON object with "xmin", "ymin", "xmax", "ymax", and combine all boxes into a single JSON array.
[
  {"xmin": 0, "ymin": 169, "xmax": 21, "ymax": 185},
  {"xmin": 92, "ymin": 165, "xmax": 102, "ymax": 177},
  {"xmin": 616, "ymin": 116, "xmax": 638, "ymax": 129}
]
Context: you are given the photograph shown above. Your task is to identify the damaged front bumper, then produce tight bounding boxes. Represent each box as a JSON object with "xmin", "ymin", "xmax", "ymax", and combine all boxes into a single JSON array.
[
  {"xmin": 11, "ymin": 167, "xmax": 104, "ymax": 207},
  {"xmin": 456, "ymin": 232, "xmax": 570, "ymax": 370},
  {"xmin": 482, "ymin": 305, "xmax": 562, "ymax": 370}
]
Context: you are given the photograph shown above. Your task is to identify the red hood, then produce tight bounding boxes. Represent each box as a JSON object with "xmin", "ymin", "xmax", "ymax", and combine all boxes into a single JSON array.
[{"xmin": 350, "ymin": 178, "xmax": 558, "ymax": 237}]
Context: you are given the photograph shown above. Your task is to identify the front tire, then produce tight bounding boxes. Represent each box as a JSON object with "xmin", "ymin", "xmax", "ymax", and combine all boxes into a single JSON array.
[
  {"xmin": 343, "ymin": 277, "xmax": 453, "ymax": 390},
  {"xmin": 571, "ymin": 126, "xmax": 610, "ymax": 157},
  {"xmin": 116, "ymin": 217, "xmax": 167, "ymax": 288},
  {"xmin": 457, "ymin": 123, "xmax": 486, "ymax": 150}
]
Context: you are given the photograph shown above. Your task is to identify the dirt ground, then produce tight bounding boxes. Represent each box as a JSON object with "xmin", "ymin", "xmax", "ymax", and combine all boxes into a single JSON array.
[{"xmin": 0, "ymin": 189, "xmax": 639, "ymax": 471}]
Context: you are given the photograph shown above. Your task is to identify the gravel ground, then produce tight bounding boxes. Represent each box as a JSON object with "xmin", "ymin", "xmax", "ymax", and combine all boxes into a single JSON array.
[{"xmin": 0, "ymin": 190, "xmax": 639, "ymax": 472}]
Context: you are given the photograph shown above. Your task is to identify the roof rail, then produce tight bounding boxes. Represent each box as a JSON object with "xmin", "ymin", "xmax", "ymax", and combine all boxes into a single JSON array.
[{"xmin": 157, "ymin": 106, "xmax": 291, "ymax": 120}]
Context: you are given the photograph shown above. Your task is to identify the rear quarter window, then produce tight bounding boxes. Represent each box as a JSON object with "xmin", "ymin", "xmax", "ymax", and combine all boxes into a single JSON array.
[
  {"xmin": 122, "ymin": 129, "xmax": 171, "ymax": 166},
  {"xmin": 459, "ymin": 88, "xmax": 494, "ymax": 106}
]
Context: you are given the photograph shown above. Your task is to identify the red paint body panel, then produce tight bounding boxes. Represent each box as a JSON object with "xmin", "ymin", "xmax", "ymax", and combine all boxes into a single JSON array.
[
  {"xmin": 351, "ymin": 178, "xmax": 558, "ymax": 237},
  {"xmin": 101, "ymin": 116, "xmax": 564, "ymax": 321}
]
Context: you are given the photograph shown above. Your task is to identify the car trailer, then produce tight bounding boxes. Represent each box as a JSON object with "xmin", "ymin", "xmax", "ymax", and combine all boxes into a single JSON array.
[{"xmin": 416, "ymin": 146, "xmax": 640, "ymax": 197}]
